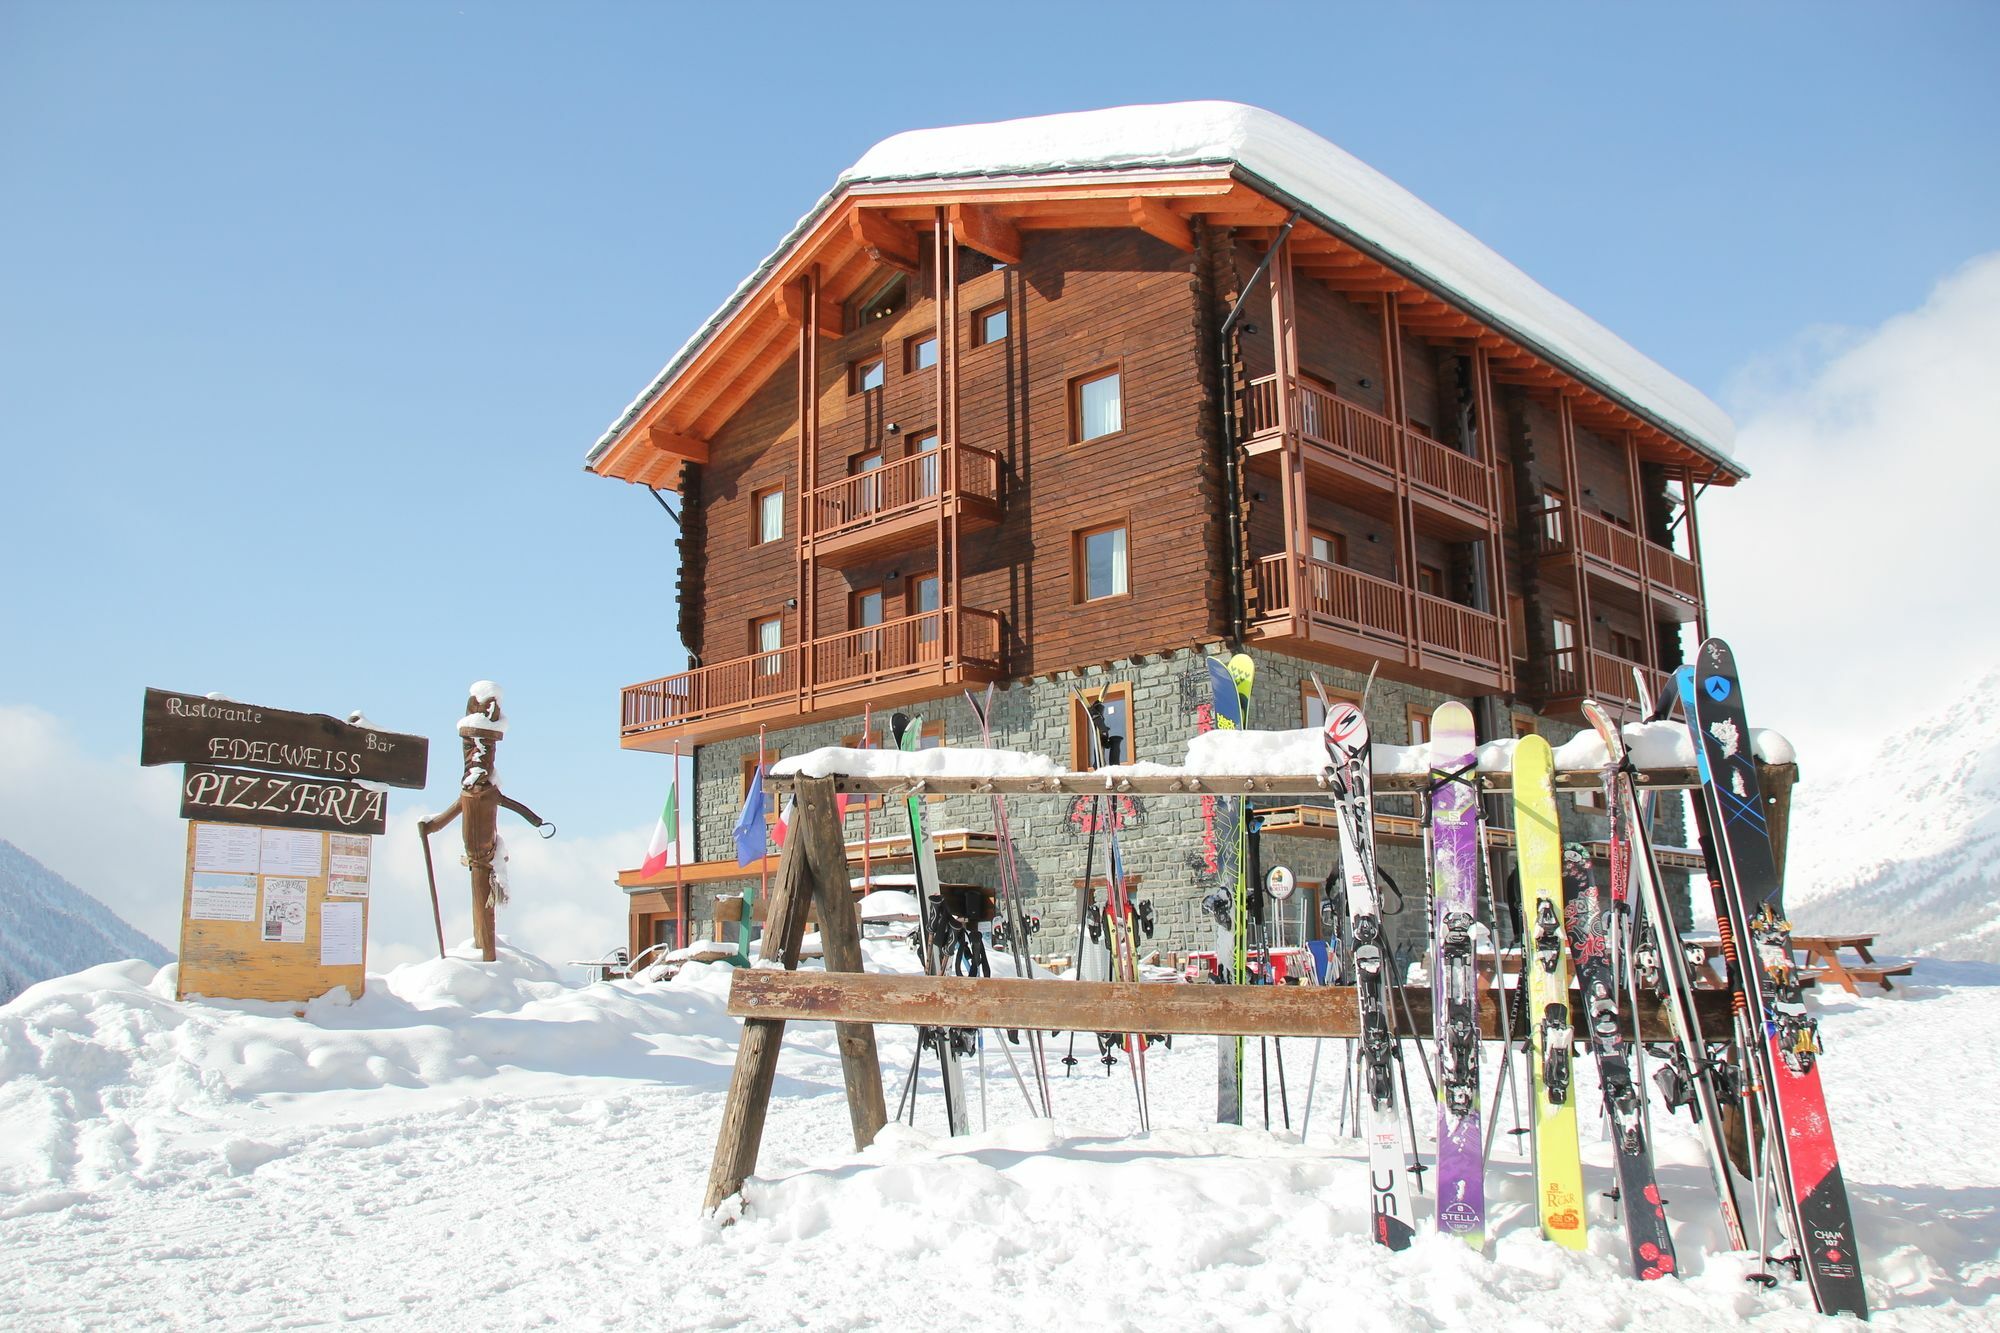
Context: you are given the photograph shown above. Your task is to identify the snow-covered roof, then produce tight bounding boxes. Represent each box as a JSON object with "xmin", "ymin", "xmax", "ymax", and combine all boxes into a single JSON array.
[{"xmin": 587, "ymin": 101, "xmax": 1738, "ymax": 474}]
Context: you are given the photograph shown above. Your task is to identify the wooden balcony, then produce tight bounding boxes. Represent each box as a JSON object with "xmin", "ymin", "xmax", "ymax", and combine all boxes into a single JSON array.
[
  {"xmin": 1538, "ymin": 647, "xmax": 1668, "ymax": 719},
  {"xmin": 1248, "ymin": 553, "xmax": 1507, "ymax": 694},
  {"xmin": 619, "ymin": 606, "xmax": 1006, "ymax": 749},
  {"xmin": 1243, "ymin": 375, "xmax": 1490, "ymax": 526},
  {"xmin": 1536, "ymin": 501, "xmax": 1701, "ymax": 619},
  {"xmin": 803, "ymin": 444, "xmax": 1003, "ymax": 566}
]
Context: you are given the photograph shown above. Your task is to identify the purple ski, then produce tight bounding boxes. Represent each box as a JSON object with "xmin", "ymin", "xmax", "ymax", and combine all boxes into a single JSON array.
[{"xmin": 1428, "ymin": 702, "xmax": 1485, "ymax": 1248}]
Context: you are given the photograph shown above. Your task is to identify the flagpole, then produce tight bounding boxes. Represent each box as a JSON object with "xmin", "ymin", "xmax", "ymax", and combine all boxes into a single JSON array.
[{"xmin": 672, "ymin": 739, "xmax": 685, "ymax": 952}]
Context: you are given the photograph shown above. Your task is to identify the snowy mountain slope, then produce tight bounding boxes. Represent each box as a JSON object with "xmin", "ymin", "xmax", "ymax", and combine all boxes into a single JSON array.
[
  {"xmin": 1785, "ymin": 668, "xmax": 2000, "ymax": 960},
  {"xmin": 0, "ymin": 838, "xmax": 170, "ymax": 1003},
  {"xmin": 2, "ymin": 945, "xmax": 1996, "ymax": 1327}
]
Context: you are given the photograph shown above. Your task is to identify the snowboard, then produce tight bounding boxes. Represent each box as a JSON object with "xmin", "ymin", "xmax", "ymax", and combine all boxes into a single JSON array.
[
  {"xmin": 1325, "ymin": 701, "xmax": 1417, "ymax": 1250},
  {"xmin": 1681, "ymin": 646, "xmax": 1867, "ymax": 1318},
  {"xmin": 1512, "ymin": 734, "xmax": 1587, "ymax": 1252},
  {"xmin": 1427, "ymin": 701, "xmax": 1485, "ymax": 1248}
]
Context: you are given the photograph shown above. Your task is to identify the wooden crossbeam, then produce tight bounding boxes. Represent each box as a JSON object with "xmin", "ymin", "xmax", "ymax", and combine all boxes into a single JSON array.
[
  {"xmin": 728, "ymin": 970, "xmax": 1730, "ymax": 1043},
  {"xmin": 848, "ymin": 209, "xmax": 921, "ymax": 273},
  {"xmin": 1128, "ymin": 197, "xmax": 1195, "ymax": 251},
  {"xmin": 775, "ymin": 280, "xmax": 841, "ymax": 339},
  {"xmin": 771, "ymin": 763, "xmax": 1799, "ymax": 799},
  {"xmin": 948, "ymin": 204, "xmax": 1022, "ymax": 266}
]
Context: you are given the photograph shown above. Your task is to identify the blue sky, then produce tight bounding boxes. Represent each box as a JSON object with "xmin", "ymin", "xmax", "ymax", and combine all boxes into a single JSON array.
[{"xmin": 2, "ymin": 2, "xmax": 1995, "ymax": 914}]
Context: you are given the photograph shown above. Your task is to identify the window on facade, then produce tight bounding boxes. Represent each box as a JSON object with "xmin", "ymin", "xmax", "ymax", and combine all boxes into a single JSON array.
[
  {"xmin": 1512, "ymin": 715, "xmax": 1537, "ymax": 739},
  {"xmin": 1407, "ymin": 707, "xmax": 1429, "ymax": 746},
  {"xmin": 906, "ymin": 332, "xmax": 937, "ymax": 373},
  {"xmin": 752, "ymin": 615, "xmax": 784, "ymax": 679},
  {"xmin": 908, "ymin": 571, "xmax": 940, "ymax": 645},
  {"xmin": 1551, "ymin": 616, "xmax": 1579, "ymax": 690},
  {"xmin": 1542, "ymin": 486, "xmax": 1568, "ymax": 545},
  {"xmin": 1310, "ymin": 529, "xmax": 1348, "ymax": 567},
  {"xmin": 972, "ymin": 301, "xmax": 1007, "ymax": 346},
  {"xmin": 1074, "ymin": 522, "xmax": 1129, "ymax": 602},
  {"xmin": 851, "ymin": 449, "xmax": 883, "ymax": 514},
  {"xmin": 1070, "ymin": 682, "xmax": 1134, "ymax": 769},
  {"xmin": 1508, "ymin": 594, "xmax": 1528, "ymax": 662},
  {"xmin": 852, "ymin": 358, "xmax": 885, "ymax": 394},
  {"xmin": 850, "ymin": 586, "xmax": 884, "ymax": 657},
  {"xmin": 753, "ymin": 487, "xmax": 784, "ymax": 545},
  {"xmin": 855, "ymin": 273, "xmax": 905, "ymax": 327},
  {"xmin": 911, "ymin": 430, "xmax": 939, "ymax": 498},
  {"xmin": 739, "ymin": 747, "xmax": 785, "ymax": 818},
  {"xmin": 1417, "ymin": 564, "xmax": 1445, "ymax": 597},
  {"xmin": 651, "ymin": 918, "xmax": 679, "ymax": 949},
  {"xmin": 1301, "ymin": 683, "xmax": 1363, "ymax": 730},
  {"xmin": 1072, "ymin": 369, "xmax": 1123, "ymax": 443}
]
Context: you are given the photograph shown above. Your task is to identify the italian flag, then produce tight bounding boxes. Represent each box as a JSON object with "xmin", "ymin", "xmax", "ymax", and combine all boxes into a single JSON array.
[{"xmin": 641, "ymin": 784, "xmax": 679, "ymax": 876}]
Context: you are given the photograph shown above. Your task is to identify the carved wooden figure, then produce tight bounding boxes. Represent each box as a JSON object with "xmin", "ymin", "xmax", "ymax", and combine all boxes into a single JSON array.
[{"xmin": 417, "ymin": 682, "xmax": 552, "ymax": 962}]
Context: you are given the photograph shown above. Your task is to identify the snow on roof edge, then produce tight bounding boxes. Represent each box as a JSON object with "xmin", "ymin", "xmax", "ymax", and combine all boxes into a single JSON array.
[{"xmin": 586, "ymin": 102, "xmax": 1740, "ymax": 477}]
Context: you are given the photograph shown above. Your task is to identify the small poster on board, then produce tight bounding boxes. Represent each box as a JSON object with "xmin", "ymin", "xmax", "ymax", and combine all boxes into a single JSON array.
[
  {"xmin": 193, "ymin": 823, "xmax": 261, "ymax": 875},
  {"xmin": 260, "ymin": 828, "xmax": 323, "ymax": 877},
  {"xmin": 260, "ymin": 876, "xmax": 309, "ymax": 943},
  {"xmin": 327, "ymin": 833, "xmax": 370, "ymax": 897},
  {"xmin": 320, "ymin": 900, "xmax": 364, "ymax": 966},
  {"xmin": 189, "ymin": 872, "xmax": 258, "ymax": 922}
]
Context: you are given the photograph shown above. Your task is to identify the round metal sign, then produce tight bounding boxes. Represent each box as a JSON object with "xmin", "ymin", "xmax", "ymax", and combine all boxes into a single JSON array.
[{"xmin": 1265, "ymin": 865, "xmax": 1296, "ymax": 900}]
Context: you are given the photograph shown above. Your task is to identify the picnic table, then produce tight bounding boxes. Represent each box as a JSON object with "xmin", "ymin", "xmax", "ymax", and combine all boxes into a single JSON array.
[{"xmin": 1685, "ymin": 933, "xmax": 1912, "ymax": 995}]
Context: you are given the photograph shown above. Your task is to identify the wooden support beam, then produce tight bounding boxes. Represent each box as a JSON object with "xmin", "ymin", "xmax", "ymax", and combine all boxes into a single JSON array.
[
  {"xmin": 728, "ymin": 970, "xmax": 1734, "ymax": 1043},
  {"xmin": 848, "ymin": 209, "xmax": 920, "ymax": 273},
  {"xmin": 645, "ymin": 423, "xmax": 710, "ymax": 463},
  {"xmin": 1127, "ymin": 197, "xmax": 1195, "ymax": 251},
  {"xmin": 776, "ymin": 280, "xmax": 841, "ymax": 339},
  {"xmin": 703, "ymin": 801, "xmax": 820, "ymax": 1213},
  {"xmin": 796, "ymin": 776, "xmax": 888, "ymax": 1152},
  {"xmin": 947, "ymin": 204, "xmax": 1022, "ymax": 265}
]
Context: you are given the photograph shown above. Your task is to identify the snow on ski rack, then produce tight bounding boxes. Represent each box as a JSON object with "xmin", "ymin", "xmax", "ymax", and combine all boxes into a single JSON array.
[{"xmin": 772, "ymin": 721, "xmax": 1796, "ymax": 796}]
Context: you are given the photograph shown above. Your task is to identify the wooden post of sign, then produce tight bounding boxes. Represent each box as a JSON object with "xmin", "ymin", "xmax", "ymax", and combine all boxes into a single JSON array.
[{"xmin": 703, "ymin": 777, "xmax": 848, "ymax": 1212}]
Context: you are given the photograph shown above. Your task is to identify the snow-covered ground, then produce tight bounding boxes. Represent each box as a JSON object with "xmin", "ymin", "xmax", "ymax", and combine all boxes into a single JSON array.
[{"xmin": 1, "ymin": 945, "xmax": 1993, "ymax": 1330}]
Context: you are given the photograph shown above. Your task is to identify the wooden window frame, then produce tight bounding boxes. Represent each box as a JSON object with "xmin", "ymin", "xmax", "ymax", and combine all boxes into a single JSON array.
[
  {"xmin": 1508, "ymin": 593, "xmax": 1528, "ymax": 663},
  {"xmin": 850, "ymin": 356, "xmax": 885, "ymax": 396},
  {"xmin": 851, "ymin": 273, "xmax": 906, "ymax": 330},
  {"xmin": 1512, "ymin": 715, "xmax": 1537, "ymax": 739},
  {"xmin": 1417, "ymin": 563, "xmax": 1445, "ymax": 598},
  {"xmin": 738, "ymin": 746, "xmax": 784, "ymax": 808},
  {"xmin": 1300, "ymin": 681, "xmax": 1362, "ymax": 728},
  {"xmin": 904, "ymin": 331, "xmax": 938, "ymax": 374},
  {"xmin": 1406, "ymin": 705, "xmax": 1430, "ymax": 746},
  {"xmin": 1309, "ymin": 527, "xmax": 1348, "ymax": 568},
  {"xmin": 970, "ymin": 300, "xmax": 1007, "ymax": 347},
  {"xmin": 1069, "ymin": 364, "xmax": 1126, "ymax": 445},
  {"xmin": 1069, "ymin": 681, "xmax": 1136, "ymax": 770},
  {"xmin": 848, "ymin": 585, "xmax": 885, "ymax": 630},
  {"xmin": 1071, "ymin": 518, "xmax": 1131, "ymax": 605},
  {"xmin": 752, "ymin": 486, "xmax": 784, "ymax": 546},
  {"xmin": 1542, "ymin": 485, "xmax": 1568, "ymax": 545}
]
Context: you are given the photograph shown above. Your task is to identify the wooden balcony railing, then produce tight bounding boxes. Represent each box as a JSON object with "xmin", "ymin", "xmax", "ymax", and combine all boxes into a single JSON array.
[
  {"xmin": 807, "ymin": 606, "xmax": 1003, "ymax": 692},
  {"xmin": 1252, "ymin": 554, "xmax": 1503, "ymax": 674},
  {"xmin": 806, "ymin": 445, "xmax": 1003, "ymax": 544},
  {"xmin": 1414, "ymin": 590, "xmax": 1504, "ymax": 671},
  {"xmin": 622, "ymin": 644, "xmax": 804, "ymax": 737},
  {"xmin": 1245, "ymin": 375, "xmax": 1398, "ymax": 475},
  {"xmin": 1404, "ymin": 427, "xmax": 1487, "ymax": 513},
  {"xmin": 1543, "ymin": 648, "xmax": 1664, "ymax": 710},
  {"xmin": 620, "ymin": 607, "xmax": 1004, "ymax": 741},
  {"xmin": 1644, "ymin": 539, "xmax": 1701, "ymax": 604},
  {"xmin": 1254, "ymin": 553, "xmax": 1407, "ymax": 644},
  {"xmin": 1538, "ymin": 500, "xmax": 1702, "ymax": 607}
]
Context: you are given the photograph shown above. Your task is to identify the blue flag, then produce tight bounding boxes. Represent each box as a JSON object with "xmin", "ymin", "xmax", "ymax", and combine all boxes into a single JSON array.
[{"xmin": 733, "ymin": 765, "xmax": 768, "ymax": 866}]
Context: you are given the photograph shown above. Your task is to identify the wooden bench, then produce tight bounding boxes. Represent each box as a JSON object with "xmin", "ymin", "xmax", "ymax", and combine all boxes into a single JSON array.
[{"xmin": 1793, "ymin": 934, "xmax": 1914, "ymax": 994}]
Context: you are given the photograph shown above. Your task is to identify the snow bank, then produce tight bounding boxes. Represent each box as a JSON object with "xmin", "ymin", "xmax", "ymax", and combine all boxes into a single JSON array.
[{"xmin": 775, "ymin": 745, "xmax": 1057, "ymax": 780}]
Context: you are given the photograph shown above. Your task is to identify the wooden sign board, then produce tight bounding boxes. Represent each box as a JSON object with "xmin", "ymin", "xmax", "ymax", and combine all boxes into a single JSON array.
[
  {"xmin": 141, "ymin": 687, "xmax": 429, "ymax": 789},
  {"xmin": 177, "ymin": 820, "xmax": 373, "ymax": 1004},
  {"xmin": 179, "ymin": 764, "xmax": 389, "ymax": 835}
]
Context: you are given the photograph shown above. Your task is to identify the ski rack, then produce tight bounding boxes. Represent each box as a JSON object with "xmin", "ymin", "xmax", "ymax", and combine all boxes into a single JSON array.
[{"xmin": 703, "ymin": 761, "xmax": 1796, "ymax": 1214}]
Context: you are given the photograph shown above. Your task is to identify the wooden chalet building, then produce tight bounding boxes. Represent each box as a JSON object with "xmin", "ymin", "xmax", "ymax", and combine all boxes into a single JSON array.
[{"xmin": 586, "ymin": 103, "xmax": 1741, "ymax": 960}]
